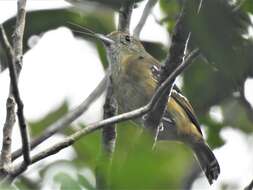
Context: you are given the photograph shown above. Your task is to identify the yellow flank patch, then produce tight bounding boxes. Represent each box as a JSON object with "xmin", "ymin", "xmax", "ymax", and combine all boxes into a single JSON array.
[{"xmin": 167, "ymin": 98, "xmax": 202, "ymax": 139}]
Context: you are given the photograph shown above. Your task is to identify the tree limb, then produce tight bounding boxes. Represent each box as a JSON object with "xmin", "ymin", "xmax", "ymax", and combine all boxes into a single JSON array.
[
  {"xmin": 133, "ymin": 0, "xmax": 158, "ymax": 38},
  {"xmin": 95, "ymin": 78, "xmax": 117, "ymax": 189},
  {"xmin": 143, "ymin": 3, "xmax": 190, "ymax": 141},
  {"xmin": 11, "ymin": 75, "xmax": 108, "ymax": 161}
]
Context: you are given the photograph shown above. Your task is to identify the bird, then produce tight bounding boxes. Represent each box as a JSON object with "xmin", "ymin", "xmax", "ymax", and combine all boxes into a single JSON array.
[{"xmin": 73, "ymin": 26, "xmax": 220, "ymax": 184}]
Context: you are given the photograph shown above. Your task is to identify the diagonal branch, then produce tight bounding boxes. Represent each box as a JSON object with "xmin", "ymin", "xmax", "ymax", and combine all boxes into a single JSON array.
[
  {"xmin": 7, "ymin": 48, "xmax": 199, "ymax": 181},
  {"xmin": 95, "ymin": 78, "xmax": 117, "ymax": 189},
  {"xmin": 11, "ymin": 75, "xmax": 108, "ymax": 161},
  {"xmin": 133, "ymin": 0, "xmax": 158, "ymax": 38},
  {"xmin": 143, "ymin": 3, "xmax": 190, "ymax": 141}
]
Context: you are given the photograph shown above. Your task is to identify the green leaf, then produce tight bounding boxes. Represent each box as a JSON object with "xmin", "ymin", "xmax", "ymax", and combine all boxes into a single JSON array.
[
  {"xmin": 96, "ymin": 42, "xmax": 109, "ymax": 68},
  {"xmin": 199, "ymin": 116, "xmax": 224, "ymax": 148},
  {"xmin": 159, "ymin": 0, "xmax": 181, "ymax": 32},
  {"xmin": 72, "ymin": 124, "xmax": 100, "ymax": 167},
  {"xmin": 183, "ymin": 57, "xmax": 233, "ymax": 113},
  {"xmin": 142, "ymin": 41, "xmax": 168, "ymax": 62},
  {"xmin": 221, "ymin": 98, "xmax": 253, "ymax": 133},
  {"xmin": 54, "ymin": 172, "xmax": 82, "ymax": 190},
  {"xmin": 0, "ymin": 184, "xmax": 17, "ymax": 190},
  {"xmin": 28, "ymin": 101, "xmax": 68, "ymax": 137},
  {"xmin": 159, "ymin": 0, "xmax": 180, "ymax": 15},
  {"xmin": 109, "ymin": 122, "xmax": 194, "ymax": 189},
  {"xmin": 15, "ymin": 177, "xmax": 39, "ymax": 190},
  {"xmin": 78, "ymin": 174, "xmax": 96, "ymax": 190},
  {"xmin": 242, "ymin": 0, "xmax": 253, "ymax": 13},
  {"xmin": 185, "ymin": 0, "xmax": 253, "ymax": 85}
]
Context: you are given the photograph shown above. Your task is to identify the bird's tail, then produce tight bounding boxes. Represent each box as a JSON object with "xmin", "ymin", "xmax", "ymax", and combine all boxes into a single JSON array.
[{"xmin": 191, "ymin": 142, "xmax": 220, "ymax": 185}]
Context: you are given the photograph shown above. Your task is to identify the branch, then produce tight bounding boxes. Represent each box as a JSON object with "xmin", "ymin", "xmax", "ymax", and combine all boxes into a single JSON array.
[
  {"xmin": 0, "ymin": 0, "xmax": 30, "ymax": 178},
  {"xmin": 101, "ymin": 79, "xmax": 117, "ymax": 155},
  {"xmin": 0, "ymin": 26, "xmax": 15, "ymax": 176},
  {"xmin": 8, "ymin": 0, "xmax": 30, "ymax": 171},
  {"xmin": 96, "ymin": 78, "xmax": 117, "ymax": 189},
  {"xmin": 0, "ymin": 98, "xmax": 15, "ymax": 176},
  {"xmin": 143, "ymin": 4, "xmax": 190, "ymax": 140},
  {"xmin": 161, "ymin": 5, "xmax": 188, "ymax": 83},
  {"xmin": 118, "ymin": 1, "xmax": 134, "ymax": 32},
  {"xmin": 11, "ymin": 75, "xmax": 108, "ymax": 161},
  {"xmin": 150, "ymin": 49, "xmax": 199, "ymax": 109},
  {"xmin": 133, "ymin": 0, "xmax": 158, "ymax": 38},
  {"xmin": 7, "ymin": 48, "xmax": 199, "ymax": 181},
  {"xmin": 0, "ymin": 25, "xmax": 13, "ymax": 71}
]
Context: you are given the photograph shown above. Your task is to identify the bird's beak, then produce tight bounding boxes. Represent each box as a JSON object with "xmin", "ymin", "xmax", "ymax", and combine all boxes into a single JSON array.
[
  {"xmin": 67, "ymin": 22, "xmax": 115, "ymax": 46},
  {"xmin": 94, "ymin": 33, "xmax": 115, "ymax": 46}
]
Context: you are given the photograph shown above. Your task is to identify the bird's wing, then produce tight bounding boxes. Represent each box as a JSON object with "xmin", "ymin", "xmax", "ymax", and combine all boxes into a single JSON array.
[
  {"xmin": 127, "ymin": 53, "xmax": 203, "ymax": 136},
  {"xmin": 170, "ymin": 90, "xmax": 203, "ymax": 135}
]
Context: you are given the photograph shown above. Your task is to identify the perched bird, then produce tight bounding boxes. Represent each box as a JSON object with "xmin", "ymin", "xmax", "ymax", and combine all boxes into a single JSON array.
[{"xmin": 76, "ymin": 27, "xmax": 220, "ymax": 184}]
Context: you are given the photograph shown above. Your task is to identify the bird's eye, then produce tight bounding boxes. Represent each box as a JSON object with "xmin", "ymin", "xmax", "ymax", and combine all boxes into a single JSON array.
[{"xmin": 125, "ymin": 35, "xmax": 131, "ymax": 42}]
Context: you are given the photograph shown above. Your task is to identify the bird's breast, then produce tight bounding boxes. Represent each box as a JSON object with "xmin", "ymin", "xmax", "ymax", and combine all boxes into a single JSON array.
[{"xmin": 111, "ymin": 58, "xmax": 156, "ymax": 113}]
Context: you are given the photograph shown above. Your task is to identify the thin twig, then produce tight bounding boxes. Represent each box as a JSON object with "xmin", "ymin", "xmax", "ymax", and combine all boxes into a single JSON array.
[
  {"xmin": 1, "ymin": 0, "xmax": 31, "ymax": 181},
  {"xmin": 96, "ymin": 78, "xmax": 117, "ymax": 189},
  {"xmin": 11, "ymin": 75, "xmax": 108, "ymax": 161},
  {"xmin": 152, "ymin": 49, "xmax": 199, "ymax": 108},
  {"xmin": 7, "ymin": 49, "xmax": 199, "ymax": 182},
  {"xmin": 0, "ymin": 98, "xmax": 15, "ymax": 177},
  {"xmin": 0, "ymin": 0, "xmax": 30, "ymax": 179},
  {"xmin": 133, "ymin": 0, "xmax": 158, "ymax": 38},
  {"xmin": 118, "ymin": 1, "xmax": 134, "ymax": 32},
  {"xmin": 0, "ymin": 26, "xmax": 15, "ymax": 176},
  {"xmin": 0, "ymin": 25, "xmax": 13, "ymax": 70},
  {"xmin": 9, "ymin": 0, "xmax": 31, "ymax": 172}
]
